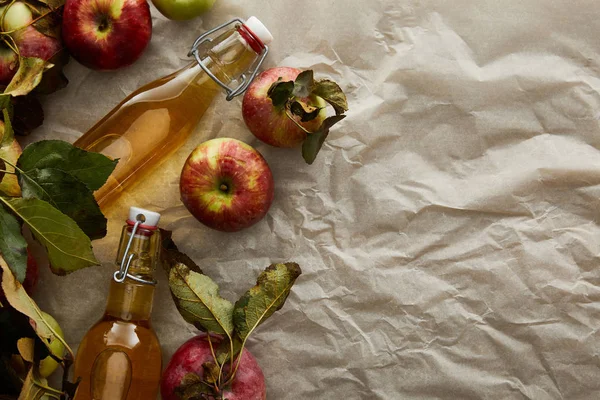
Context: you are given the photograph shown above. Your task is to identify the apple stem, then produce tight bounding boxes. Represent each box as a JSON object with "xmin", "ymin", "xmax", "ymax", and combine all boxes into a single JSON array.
[
  {"xmin": 1, "ymin": 34, "xmax": 19, "ymax": 57},
  {"xmin": 219, "ymin": 183, "xmax": 229, "ymax": 192},
  {"xmin": 0, "ymin": 169, "xmax": 15, "ymax": 175}
]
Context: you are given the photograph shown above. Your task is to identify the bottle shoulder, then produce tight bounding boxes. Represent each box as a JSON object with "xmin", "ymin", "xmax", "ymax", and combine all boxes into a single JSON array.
[{"xmin": 80, "ymin": 317, "xmax": 157, "ymax": 350}]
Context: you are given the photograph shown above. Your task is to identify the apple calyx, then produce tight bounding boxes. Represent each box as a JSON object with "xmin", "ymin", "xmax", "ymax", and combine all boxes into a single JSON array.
[{"xmin": 267, "ymin": 69, "xmax": 349, "ymax": 164}]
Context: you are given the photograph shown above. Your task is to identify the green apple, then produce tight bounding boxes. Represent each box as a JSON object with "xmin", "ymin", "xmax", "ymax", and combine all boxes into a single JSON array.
[
  {"xmin": 151, "ymin": 0, "xmax": 216, "ymax": 20},
  {"xmin": 38, "ymin": 311, "xmax": 65, "ymax": 378}
]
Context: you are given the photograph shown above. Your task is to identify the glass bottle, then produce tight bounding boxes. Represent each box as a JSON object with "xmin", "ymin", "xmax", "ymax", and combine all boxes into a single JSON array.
[
  {"xmin": 73, "ymin": 17, "xmax": 273, "ymax": 210},
  {"xmin": 74, "ymin": 207, "xmax": 163, "ymax": 400}
]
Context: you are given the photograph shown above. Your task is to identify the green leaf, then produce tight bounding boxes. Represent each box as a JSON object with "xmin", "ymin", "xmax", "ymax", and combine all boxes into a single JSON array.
[
  {"xmin": 168, "ymin": 263, "xmax": 234, "ymax": 335},
  {"xmin": 4, "ymin": 57, "xmax": 49, "ymax": 97},
  {"xmin": 17, "ymin": 140, "xmax": 117, "ymax": 192},
  {"xmin": 174, "ymin": 373, "xmax": 214, "ymax": 400},
  {"xmin": 302, "ymin": 115, "xmax": 346, "ymax": 164},
  {"xmin": 18, "ymin": 168, "xmax": 107, "ymax": 240},
  {"xmin": 0, "ymin": 197, "xmax": 98, "ymax": 275},
  {"xmin": 233, "ymin": 263, "xmax": 302, "ymax": 341},
  {"xmin": 292, "ymin": 70, "xmax": 314, "ymax": 98},
  {"xmin": 0, "ymin": 204, "xmax": 28, "ymax": 282},
  {"xmin": 267, "ymin": 79, "xmax": 294, "ymax": 109},
  {"xmin": 289, "ymin": 100, "xmax": 322, "ymax": 122},
  {"xmin": 0, "ymin": 255, "xmax": 65, "ymax": 360},
  {"xmin": 312, "ymin": 79, "xmax": 349, "ymax": 115}
]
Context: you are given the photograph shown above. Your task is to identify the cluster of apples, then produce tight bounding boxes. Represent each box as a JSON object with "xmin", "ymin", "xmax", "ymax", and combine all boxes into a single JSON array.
[{"xmin": 179, "ymin": 67, "xmax": 329, "ymax": 233}]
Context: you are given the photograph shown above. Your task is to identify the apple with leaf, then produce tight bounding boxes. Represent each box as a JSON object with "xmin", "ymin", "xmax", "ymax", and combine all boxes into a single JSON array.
[
  {"xmin": 160, "ymin": 232, "xmax": 302, "ymax": 400},
  {"xmin": 242, "ymin": 67, "xmax": 349, "ymax": 164}
]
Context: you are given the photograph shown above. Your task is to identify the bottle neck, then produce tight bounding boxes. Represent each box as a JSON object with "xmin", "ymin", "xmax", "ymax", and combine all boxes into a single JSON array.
[
  {"xmin": 188, "ymin": 27, "xmax": 262, "ymax": 91},
  {"xmin": 106, "ymin": 224, "xmax": 160, "ymax": 322},
  {"xmin": 105, "ymin": 279, "xmax": 155, "ymax": 322}
]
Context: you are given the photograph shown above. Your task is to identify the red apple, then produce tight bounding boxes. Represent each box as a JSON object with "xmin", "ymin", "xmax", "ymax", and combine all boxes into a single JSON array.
[
  {"xmin": 161, "ymin": 334, "xmax": 266, "ymax": 400},
  {"xmin": 62, "ymin": 0, "xmax": 151, "ymax": 70},
  {"xmin": 0, "ymin": 2, "xmax": 62, "ymax": 85},
  {"xmin": 242, "ymin": 67, "xmax": 327, "ymax": 148},
  {"xmin": 180, "ymin": 138, "xmax": 274, "ymax": 232}
]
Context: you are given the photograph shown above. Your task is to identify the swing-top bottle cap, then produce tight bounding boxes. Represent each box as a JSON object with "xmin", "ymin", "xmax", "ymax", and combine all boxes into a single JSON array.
[
  {"xmin": 244, "ymin": 16, "xmax": 273, "ymax": 46},
  {"xmin": 128, "ymin": 206, "xmax": 161, "ymax": 228}
]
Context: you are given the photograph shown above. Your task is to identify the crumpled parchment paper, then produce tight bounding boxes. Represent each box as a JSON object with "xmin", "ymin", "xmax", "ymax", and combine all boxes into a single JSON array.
[{"xmin": 30, "ymin": 0, "xmax": 600, "ymax": 398}]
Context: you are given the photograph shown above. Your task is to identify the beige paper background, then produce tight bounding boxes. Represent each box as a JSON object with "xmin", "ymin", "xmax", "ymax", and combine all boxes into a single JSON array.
[{"xmin": 29, "ymin": 0, "xmax": 600, "ymax": 398}]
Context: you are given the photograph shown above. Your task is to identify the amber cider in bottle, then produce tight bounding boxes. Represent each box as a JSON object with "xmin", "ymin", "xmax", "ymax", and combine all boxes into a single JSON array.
[
  {"xmin": 73, "ymin": 207, "xmax": 162, "ymax": 400},
  {"xmin": 73, "ymin": 17, "xmax": 273, "ymax": 210}
]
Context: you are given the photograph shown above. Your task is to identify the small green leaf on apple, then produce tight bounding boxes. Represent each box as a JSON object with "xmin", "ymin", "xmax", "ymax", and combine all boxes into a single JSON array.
[
  {"xmin": 312, "ymin": 79, "xmax": 349, "ymax": 115},
  {"xmin": 259, "ymin": 68, "xmax": 348, "ymax": 164},
  {"xmin": 292, "ymin": 70, "xmax": 314, "ymax": 98},
  {"xmin": 302, "ymin": 114, "xmax": 346, "ymax": 165},
  {"xmin": 267, "ymin": 79, "xmax": 294, "ymax": 109},
  {"xmin": 173, "ymin": 372, "xmax": 213, "ymax": 400}
]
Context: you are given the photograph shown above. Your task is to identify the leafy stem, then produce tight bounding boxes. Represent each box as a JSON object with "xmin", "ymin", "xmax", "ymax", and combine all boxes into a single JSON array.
[
  {"xmin": 267, "ymin": 69, "xmax": 348, "ymax": 164},
  {"xmin": 0, "ymin": 0, "xmax": 16, "ymax": 38},
  {"xmin": 1, "ymin": 31, "xmax": 19, "ymax": 57},
  {"xmin": 31, "ymin": 376, "xmax": 64, "ymax": 396},
  {"xmin": 0, "ymin": 154, "xmax": 23, "ymax": 174}
]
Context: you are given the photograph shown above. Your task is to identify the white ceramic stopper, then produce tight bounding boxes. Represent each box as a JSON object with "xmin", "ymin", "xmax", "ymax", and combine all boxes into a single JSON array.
[
  {"xmin": 129, "ymin": 206, "xmax": 161, "ymax": 227},
  {"xmin": 244, "ymin": 16, "xmax": 273, "ymax": 46}
]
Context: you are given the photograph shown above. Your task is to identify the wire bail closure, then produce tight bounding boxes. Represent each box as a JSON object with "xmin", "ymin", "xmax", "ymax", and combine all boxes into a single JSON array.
[
  {"xmin": 188, "ymin": 18, "xmax": 269, "ymax": 101},
  {"xmin": 113, "ymin": 214, "xmax": 157, "ymax": 286}
]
